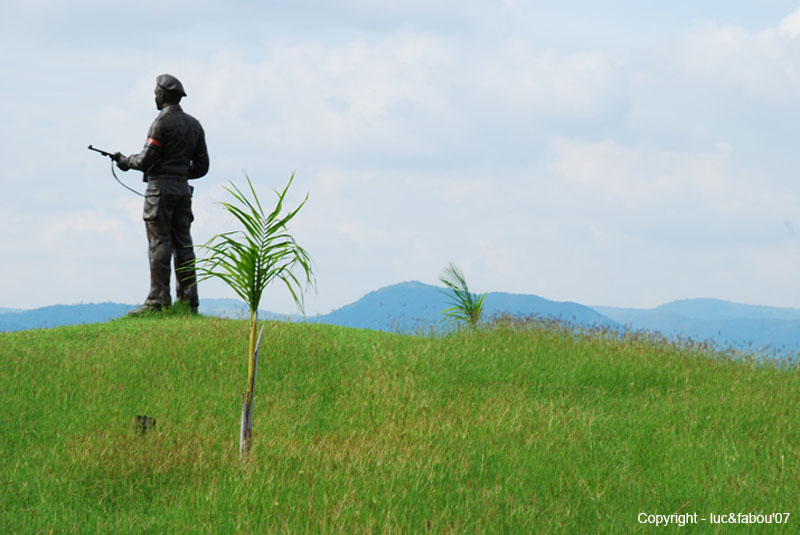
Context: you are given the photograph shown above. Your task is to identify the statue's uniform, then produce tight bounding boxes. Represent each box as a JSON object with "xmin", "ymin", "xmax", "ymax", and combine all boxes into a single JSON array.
[{"xmin": 119, "ymin": 103, "xmax": 209, "ymax": 310}]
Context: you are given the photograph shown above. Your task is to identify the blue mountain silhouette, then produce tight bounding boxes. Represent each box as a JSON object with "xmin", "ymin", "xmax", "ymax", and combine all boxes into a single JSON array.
[
  {"xmin": 310, "ymin": 281, "xmax": 616, "ymax": 332},
  {"xmin": 594, "ymin": 298, "xmax": 800, "ymax": 355},
  {"xmin": 3, "ymin": 286, "xmax": 800, "ymax": 357}
]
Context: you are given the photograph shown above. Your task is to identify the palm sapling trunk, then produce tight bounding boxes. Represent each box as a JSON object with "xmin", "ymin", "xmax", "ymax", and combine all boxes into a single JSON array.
[{"xmin": 240, "ymin": 322, "xmax": 265, "ymax": 457}]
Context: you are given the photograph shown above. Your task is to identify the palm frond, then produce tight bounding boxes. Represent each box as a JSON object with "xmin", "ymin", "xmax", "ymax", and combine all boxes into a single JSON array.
[
  {"xmin": 186, "ymin": 173, "xmax": 315, "ymax": 315},
  {"xmin": 439, "ymin": 262, "xmax": 485, "ymax": 329}
]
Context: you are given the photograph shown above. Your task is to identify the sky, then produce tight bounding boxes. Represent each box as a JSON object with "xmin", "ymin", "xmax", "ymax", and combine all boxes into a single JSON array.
[{"xmin": 4, "ymin": 1, "xmax": 800, "ymax": 314}]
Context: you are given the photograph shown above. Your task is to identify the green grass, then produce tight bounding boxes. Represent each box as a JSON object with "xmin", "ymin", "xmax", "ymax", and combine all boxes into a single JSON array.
[{"xmin": 1, "ymin": 314, "xmax": 798, "ymax": 533}]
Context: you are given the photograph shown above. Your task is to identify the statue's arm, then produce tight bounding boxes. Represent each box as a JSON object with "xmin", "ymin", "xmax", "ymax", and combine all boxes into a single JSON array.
[
  {"xmin": 188, "ymin": 127, "xmax": 209, "ymax": 179},
  {"xmin": 118, "ymin": 122, "xmax": 161, "ymax": 172}
]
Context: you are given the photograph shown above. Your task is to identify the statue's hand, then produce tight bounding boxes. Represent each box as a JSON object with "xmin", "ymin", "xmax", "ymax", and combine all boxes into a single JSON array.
[{"xmin": 113, "ymin": 153, "xmax": 130, "ymax": 171}]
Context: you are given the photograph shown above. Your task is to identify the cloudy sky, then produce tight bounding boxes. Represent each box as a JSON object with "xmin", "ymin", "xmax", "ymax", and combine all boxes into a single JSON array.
[{"xmin": 4, "ymin": 1, "xmax": 800, "ymax": 314}]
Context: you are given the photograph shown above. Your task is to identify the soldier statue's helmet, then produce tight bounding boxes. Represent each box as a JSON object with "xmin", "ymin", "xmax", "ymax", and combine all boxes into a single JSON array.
[{"xmin": 155, "ymin": 74, "xmax": 187, "ymax": 97}]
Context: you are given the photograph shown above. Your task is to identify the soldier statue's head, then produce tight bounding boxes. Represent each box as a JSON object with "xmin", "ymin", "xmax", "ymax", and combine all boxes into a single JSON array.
[{"xmin": 154, "ymin": 74, "xmax": 187, "ymax": 110}]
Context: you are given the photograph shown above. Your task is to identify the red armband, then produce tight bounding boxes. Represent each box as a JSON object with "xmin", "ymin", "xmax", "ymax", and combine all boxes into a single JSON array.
[{"xmin": 146, "ymin": 137, "xmax": 162, "ymax": 147}]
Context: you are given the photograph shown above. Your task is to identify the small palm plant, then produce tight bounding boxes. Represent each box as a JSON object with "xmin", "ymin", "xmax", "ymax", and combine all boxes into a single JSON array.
[
  {"xmin": 439, "ymin": 262, "xmax": 485, "ymax": 331},
  {"xmin": 188, "ymin": 172, "xmax": 314, "ymax": 457}
]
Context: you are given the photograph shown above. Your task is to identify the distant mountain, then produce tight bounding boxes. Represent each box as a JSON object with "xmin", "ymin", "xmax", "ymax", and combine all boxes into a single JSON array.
[
  {"xmin": 483, "ymin": 290, "xmax": 616, "ymax": 327},
  {"xmin": 310, "ymin": 281, "xmax": 618, "ymax": 333},
  {"xmin": 3, "ymin": 289, "xmax": 799, "ymax": 357},
  {"xmin": 199, "ymin": 298, "xmax": 298, "ymax": 322},
  {"xmin": 310, "ymin": 281, "xmax": 444, "ymax": 333},
  {"xmin": 658, "ymin": 298, "xmax": 800, "ymax": 321},
  {"xmin": 0, "ymin": 299, "xmax": 299, "ymax": 333},
  {"xmin": 0, "ymin": 282, "xmax": 615, "ymax": 334},
  {"xmin": 198, "ymin": 298, "xmax": 250, "ymax": 319},
  {"xmin": 597, "ymin": 298, "xmax": 800, "ymax": 322},
  {"xmin": 593, "ymin": 298, "xmax": 800, "ymax": 354},
  {"xmin": 0, "ymin": 303, "xmax": 135, "ymax": 332}
]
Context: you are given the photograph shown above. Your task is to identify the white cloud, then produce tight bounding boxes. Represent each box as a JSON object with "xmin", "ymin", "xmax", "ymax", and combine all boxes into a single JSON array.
[
  {"xmin": 473, "ymin": 39, "xmax": 625, "ymax": 117},
  {"xmin": 778, "ymin": 7, "xmax": 800, "ymax": 39},
  {"xmin": 40, "ymin": 211, "xmax": 124, "ymax": 245},
  {"xmin": 546, "ymin": 137, "xmax": 799, "ymax": 224},
  {"xmin": 170, "ymin": 34, "xmax": 458, "ymax": 170},
  {"xmin": 677, "ymin": 21, "xmax": 800, "ymax": 102},
  {"xmin": 149, "ymin": 31, "xmax": 629, "ymax": 181}
]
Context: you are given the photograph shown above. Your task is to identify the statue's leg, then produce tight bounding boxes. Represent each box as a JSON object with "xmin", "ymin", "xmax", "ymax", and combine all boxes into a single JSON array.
[
  {"xmin": 173, "ymin": 193, "xmax": 198, "ymax": 311},
  {"xmin": 143, "ymin": 188, "xmax": 173, "ymax": 309}
]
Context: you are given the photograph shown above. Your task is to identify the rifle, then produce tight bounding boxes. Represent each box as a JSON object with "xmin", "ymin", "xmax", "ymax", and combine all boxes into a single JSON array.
[
  {"xmin": 87, "ymin": 145, "xmax": 117, "ymax": 159},
  {"xmin": 87, "ymin": 145, "xmax": 144, "ymax": 197}
]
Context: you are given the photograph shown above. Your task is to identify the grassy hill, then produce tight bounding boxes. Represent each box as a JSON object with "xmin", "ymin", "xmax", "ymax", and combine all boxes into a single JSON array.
[{"xmin": 1, "ymin": 315, "xmax": 798, "ymax": 533}]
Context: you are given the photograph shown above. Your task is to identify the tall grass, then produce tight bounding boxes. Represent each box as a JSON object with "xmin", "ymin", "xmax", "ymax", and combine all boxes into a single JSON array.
[{"xmin": 1, "ymin": 315, "xmax": 798, "ymax": 533}]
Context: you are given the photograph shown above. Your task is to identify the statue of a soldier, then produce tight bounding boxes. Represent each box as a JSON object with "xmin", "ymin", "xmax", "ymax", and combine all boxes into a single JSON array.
[{"xmin": 112, "ymin": 74, "xmax": 209, "ymax": 315}]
